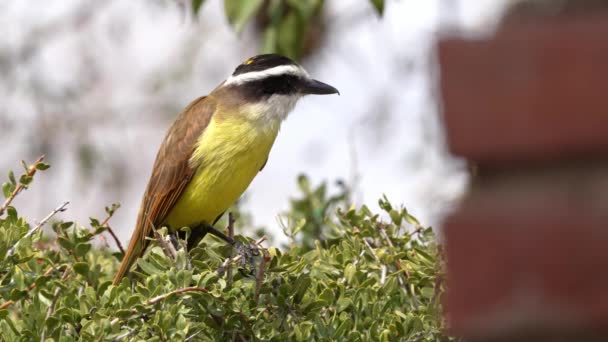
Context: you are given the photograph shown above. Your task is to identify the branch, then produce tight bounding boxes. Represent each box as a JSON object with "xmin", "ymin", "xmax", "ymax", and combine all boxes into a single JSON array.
[
  {"xmin": 153, "ymin": 230, "xmax": 176, "ymax": 261},
  {"xmin": 146, "ymin": 286, "xmax": 220, "ymax": 306},
  {"xmin": 225, "ymin": 212, "xmax": 235, "ymax": 288},
  {"xmin": 379, "ymin": 226, "xmax": 410, "ymax": 284},
  {"xmin": 406, "ymin": 226, "xmax": 424, "ymax": 238},
  {"xmin": 254, "ymin": 250, "xmax": 270, "ymax": 302},
  {"xmin": 0, "ymin": 155, "xmax": 45, "ymax": 216},
  {"xmin": 8, "ymin": 201, "xmax": 69, "ymax": 257},
  {"xmin": 95, "ymin": 213, "xmax": 124, "ymax": 254},
  {"xmin": 363, "ymin": 237, "xmax": 393, "ymax": 286},
  {"xmin": 105, "ymin": 224, "xmax": 124, "ymax": 254},
  {"xmin": 363, "ymin": 238, "xmax": 380, "ymax": 261}
]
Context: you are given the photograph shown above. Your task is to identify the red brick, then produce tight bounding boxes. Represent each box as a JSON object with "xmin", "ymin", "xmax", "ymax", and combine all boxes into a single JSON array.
[
  {"xmin": 438, "ymin": 15, "xmax": 608, "ymax": 164},
  {"xmin": 443, "ymin": 167, "xmax": 608, "ymax": 338}
]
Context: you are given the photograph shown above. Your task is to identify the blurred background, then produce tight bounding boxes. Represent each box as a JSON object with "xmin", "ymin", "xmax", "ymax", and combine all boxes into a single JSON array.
[{"xmin": 0, "ymin": 0, "xmax": 514, "ymax": 244}]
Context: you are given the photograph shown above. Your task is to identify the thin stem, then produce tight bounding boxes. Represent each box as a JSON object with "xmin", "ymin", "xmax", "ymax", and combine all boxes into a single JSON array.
[
  {"xmin": 146, "ymin": 286, "xmax": 218, "ymax": 305},
  {"xmin": 254, "ymin": 250, "xmax": 269, "ymax": 303},
  {"xmin": 8, "ymin": 201, "xmax": 69, "ymax": 257},
  {"xmin": 226, "ymin": 212, "xmax": 235, "ymax": 288},
  {"xmin": 0, "ymin": 155, "xmax": 45, "ymax": 216},
  {"xmin": 98, "ymin": 214, "xmax": 124, "ymax": 254}
]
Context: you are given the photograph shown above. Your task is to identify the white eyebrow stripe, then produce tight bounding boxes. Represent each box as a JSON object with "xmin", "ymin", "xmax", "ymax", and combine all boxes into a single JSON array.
[{"xmin": 223, "ymin": 65, "xmax": 307, "ymax": 86}]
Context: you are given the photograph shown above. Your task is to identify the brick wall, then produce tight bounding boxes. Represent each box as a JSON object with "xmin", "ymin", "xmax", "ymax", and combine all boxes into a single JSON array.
[{"xmin": 438, "ymin": 13, "xmax": 608, "ymax": 341}]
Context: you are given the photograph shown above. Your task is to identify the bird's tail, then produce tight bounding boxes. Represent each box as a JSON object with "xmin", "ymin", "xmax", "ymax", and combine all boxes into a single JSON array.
[
  {"xmin": 112, "ymin": 233, "xmax": 144, "ymax": 285},
  {"xmin": 112, "ymin": 206, "xmax": 149, "ymax": 285}
]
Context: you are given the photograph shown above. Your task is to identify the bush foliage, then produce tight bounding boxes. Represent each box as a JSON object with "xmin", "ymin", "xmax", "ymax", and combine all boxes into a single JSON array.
[{"xmin": 0, "ymin": 158, "xmax": 450, "ymax": 341}]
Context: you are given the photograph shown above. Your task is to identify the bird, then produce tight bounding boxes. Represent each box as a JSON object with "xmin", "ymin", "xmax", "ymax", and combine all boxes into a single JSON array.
[{"xmin": 113, "ymin": 54, "xmax": 339, "ymax": 285}]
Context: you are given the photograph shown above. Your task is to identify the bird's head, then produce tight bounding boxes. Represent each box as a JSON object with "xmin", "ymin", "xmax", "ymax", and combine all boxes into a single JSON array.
[{"xmin": 217, "ymin": 54, "xmax": 339, "ymax": 122}]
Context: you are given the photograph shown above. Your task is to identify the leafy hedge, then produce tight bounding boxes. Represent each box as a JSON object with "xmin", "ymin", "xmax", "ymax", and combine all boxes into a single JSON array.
[{"xmin": 0, "ymin": 158, "xmax": 450, "ymax": 341}]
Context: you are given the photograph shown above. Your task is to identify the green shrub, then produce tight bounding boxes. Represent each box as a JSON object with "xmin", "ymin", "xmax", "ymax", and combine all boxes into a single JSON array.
[{"xmin": 0, "ymin": 158, "xmax": 450, "ymax": 341}]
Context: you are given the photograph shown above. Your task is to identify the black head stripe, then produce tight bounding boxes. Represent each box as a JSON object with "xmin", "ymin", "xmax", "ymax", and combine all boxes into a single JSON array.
[
  {"xmin": 232, "ymin": 54, "xmax": 298, "ymax": 76},
  {"xmin": 238, "ymin": 74, "xmax": 301, "ymax": 100}
]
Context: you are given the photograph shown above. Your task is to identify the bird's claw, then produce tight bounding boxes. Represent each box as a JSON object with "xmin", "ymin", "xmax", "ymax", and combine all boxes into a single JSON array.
[{"xmin": 235, "ymin": 242, "xmax": 260, "ymax": 277}]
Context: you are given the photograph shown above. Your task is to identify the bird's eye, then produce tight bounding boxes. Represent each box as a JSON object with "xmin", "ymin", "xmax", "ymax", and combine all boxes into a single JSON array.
[{"xmin": 244, "ymin": 58, "xmax": 255, "ymax": 65}]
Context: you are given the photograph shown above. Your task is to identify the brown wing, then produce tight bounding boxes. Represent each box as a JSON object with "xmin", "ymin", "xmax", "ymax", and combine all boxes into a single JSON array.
[{"xmin": 113, "ymin": 96, "xmax": 216, "ymax": 285}]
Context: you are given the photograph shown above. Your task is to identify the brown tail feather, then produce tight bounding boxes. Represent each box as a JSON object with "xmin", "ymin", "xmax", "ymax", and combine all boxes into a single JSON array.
[
  {"xmin": 112, "ymin": 205, "xmax": 149, "ymax": 285},
  {"xmin": 112, "ymin": 233, "xmax": 145, "ymax": 285}
]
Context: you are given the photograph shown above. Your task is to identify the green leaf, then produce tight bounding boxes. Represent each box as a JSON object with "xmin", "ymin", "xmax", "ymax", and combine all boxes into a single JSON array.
[
  {"xmin": 75, "ymin": 243, "xmax": 92, "ymax": 257},
  {"xmin": 138, "ymin": 259, "xmax": 163, "ymax": 276},
  {"xmin": 8, "ymin": 170, "xmax": 16, "ymax": 184},
  {"xmin": 420, "ymin": 287, "xmax": 434, "ymax": 299},
  {"xmin": 378, "ymin": 195, "xmax": 392, "ymax": 211},
  {"xmin": 344, "ymin": 264, "xmax": 356, "ymax": 284},
  {"xmin": 34, "ymin": 275, "xmax": 52, "ymax": 288},
  {"xmin": 336, "ymin": 297, "xmax": 351, "ymax": 312},
  {"xmin": 9, "ymin": 289, "xmax": 27, "ymax": 301},
  {"xmin": 370, "ymin": 0, "xmax": 384, "ymax": 15},
  {"xmin": 286, "ymin": 0, "xmax": 321, "ymax": 18},
  {"xmin": 19, "ymin": 175, "xmax": 33, "ymax": 187},
  {"xmin": 60, "ymin": 221, "xmax": 74, "ymax": 231},
  {"xmin": 297, "ymin": 174, "xmax": 311, "ymax": 193},
  {"xmin": 58, "ymin": 236, "xmax": 73, "ymax": 250},
  {"xmin": 6, "ymin": 206, "xmax": 17, "ymax": 219},
  {"xmin": 105, "ymin": 202, "xmax": 121, "ymax": 216},
  {"xmin": 394, "ymin": 309, "xmax": 408, "ymax": 320},
  {"xmin": 73, "ymin": 262, "xmax": 89, "ymax": 276},
  {"xmin": 224, "ymin": 0, "xmax": 264, "ymax": 33},
  {"xmin": 35, "ymin": 162, "xmax": 50, "ymax": 171},
  {"xmin": 405, "ymin": 214, "xmax": 420, "ymax": 227},
  {"xmin": 192, "ymin": 0, "xmax": 206, "ymax": 14},
  {"xmin": 277, "ymin": 11, "xmax": 304, "ymax": 61},
  {"xmin": 291, "ymin": 218, "xmax": 307, "ymax": 236},
  {"xmin": 2, "ymin": 182, "xmax": 13, "ymax": 198},
  {"xmin": 333, "ymin": 318, "xmax": 352, "ymax": 339},
  {"xmin": 293, "ymin": 275, "xmax": 311, "ymax": 304},
  {"xmin": 389, "ymin": 209, "xmax": 402, "ymax": 226}
]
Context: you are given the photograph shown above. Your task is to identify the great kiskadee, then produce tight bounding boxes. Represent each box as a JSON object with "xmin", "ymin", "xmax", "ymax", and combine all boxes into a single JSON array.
[{"xmin": 113, "ymin": 54, "xmax": 339, "ymax": 285}]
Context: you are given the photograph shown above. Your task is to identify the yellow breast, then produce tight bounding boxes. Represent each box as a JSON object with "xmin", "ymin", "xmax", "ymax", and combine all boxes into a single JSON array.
[{"xmin": 163, "ymin": 114, "xmax": 279, "ymax": 230}]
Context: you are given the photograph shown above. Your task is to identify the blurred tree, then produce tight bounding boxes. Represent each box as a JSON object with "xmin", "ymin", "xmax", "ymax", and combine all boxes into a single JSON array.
[{"xmin": 191, "ymin": 0, "xmax": 384, "ymax": 60}]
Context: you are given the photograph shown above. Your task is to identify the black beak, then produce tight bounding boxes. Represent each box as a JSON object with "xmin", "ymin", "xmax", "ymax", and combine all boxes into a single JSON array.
[{"xmin": 300, "ymin": 79, "xmax": 340, "ymax": 95}]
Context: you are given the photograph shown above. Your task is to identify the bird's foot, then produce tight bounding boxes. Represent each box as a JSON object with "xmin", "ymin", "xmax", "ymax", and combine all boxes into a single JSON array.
[{"xmin": 236, "ymin": 242, "xmax": 261, "ymax": 277}]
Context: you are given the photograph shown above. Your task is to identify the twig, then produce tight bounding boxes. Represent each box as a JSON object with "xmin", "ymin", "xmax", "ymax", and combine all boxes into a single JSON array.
[
  {"xmin": 111, "ymin": 327, "xmax": 137, "ymax": 342},
  {"xmin": 8, "ymin": 201, "xmax": 69, "ymax": 257},
  {"xmin": 254, "ymin": 250, "xmax": 270, "ymax": 303},
  {"xmin": 363, "ymin": 238, "xmax": 380, "ymax": 261},
  {"xmin": 352, "ymin": 250, "xmax": 366, "ymax": 266},
  {"xmin": 146, "ymin": 286, "xmax": 219, "ymax": 305},
  {"xmin": 379, "ymin": 226, "xmax": 410, "ymax": 284},
  {"xmin": 406, "ymin": 226, "xmax": 424, "ymax": 238},
  {"xmin": 0, "ymin": 155, "xmax": 45, "ymax": 216},
  {"xmin": 0, "ymin": 300, "xmax": 13, "ymax": 311},
  {"xmin": 226, "ymin": 212, "xmax": 235, "ymax": 288},
  {"xmin": 98, "ymin": 214, "xmax": 124, "ymax": 254},
  {"xmin": 153, "ymin": 230, "xmax": 175, "ymax": 261},
  {"xmin": 363, "ymin": 237, "xmax": 395, "ymax": 287},
  {"xmin": 380, "ymin": 265, "xmax": 387, "ymax": 286}
]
